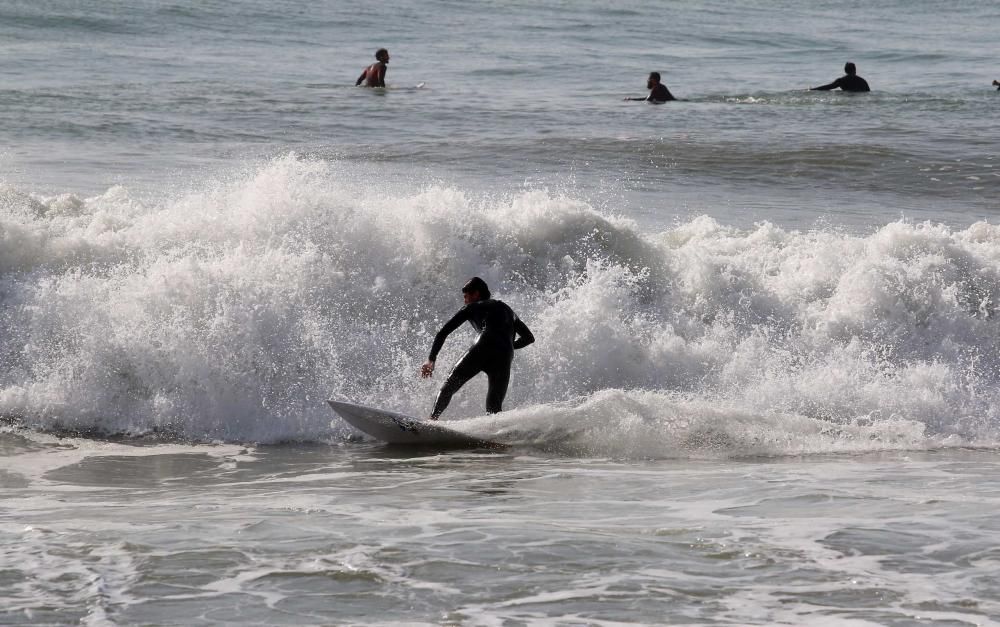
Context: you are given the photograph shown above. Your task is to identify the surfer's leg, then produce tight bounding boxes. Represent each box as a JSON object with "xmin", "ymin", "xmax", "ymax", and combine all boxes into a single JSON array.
[
  {"xmin": 484, "ymin": 357, "xmax": 512, "ymax": 414},
  {"xmin": 431, "ymin": 353, "xmax": 482, "ymax": 419}
]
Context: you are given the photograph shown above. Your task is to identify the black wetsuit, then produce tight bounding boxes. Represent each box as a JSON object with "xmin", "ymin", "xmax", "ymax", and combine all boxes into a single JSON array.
[
  {"xmin": 428, "ymin": 299, "xmax": 534, "ymax": 418},
  {"xmin": 649, "ymin": 83, "xmax": 676, "ymax": 102},
  {"xmin": 812, "ymin": 74, "xmax": 870, "ymax": 92}
]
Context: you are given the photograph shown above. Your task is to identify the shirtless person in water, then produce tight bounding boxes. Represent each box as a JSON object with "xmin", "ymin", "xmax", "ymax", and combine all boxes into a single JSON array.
[
  {"xmin": 356, "ymin": 48, "xmax": 389, "ymax": 87},
  {"xmin": 625, "ymin": 72, "xmax": 676, "ymax": 103}
]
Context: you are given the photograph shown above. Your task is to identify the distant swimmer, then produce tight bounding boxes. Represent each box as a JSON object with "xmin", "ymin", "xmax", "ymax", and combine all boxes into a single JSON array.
[
  {"xmin": 993, "ymin": 80, "xmax": 1000, "ymax": 91},
  {"xmin": 625, "ymin": 71, "xmax": 676, "ymax": 103},
  {"xmin": 356, "ymin": 48, "xmax": 390, "ymax": 87},
  {"xmin": 811, "ymin": 62, "xmax": 870, "ymax": 92},
  {"xmin": 421, "ymin": 277, "xmax": 535, "ymax": 420}
]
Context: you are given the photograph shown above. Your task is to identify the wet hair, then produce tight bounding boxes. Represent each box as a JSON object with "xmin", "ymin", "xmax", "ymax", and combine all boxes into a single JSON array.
[
  {"xmin": 844, "ymin": 62, "xmax": 857, "ymax": 75},
  {"xmin": 376, "ymin": 48, "xmax": 389, "ymax": 60},
  {"xmin": 462, "ymin": 277, "xmax": 491, "ymax": 300},
  {"xmin": 649, "ymin": 71, "xmax": 661, "ymax": 82}
]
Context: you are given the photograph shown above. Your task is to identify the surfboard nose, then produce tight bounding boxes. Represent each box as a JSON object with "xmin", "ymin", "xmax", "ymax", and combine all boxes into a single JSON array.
[{"xmin": 326, "ymin": 400, "xmax": 501, "ymax": 448}]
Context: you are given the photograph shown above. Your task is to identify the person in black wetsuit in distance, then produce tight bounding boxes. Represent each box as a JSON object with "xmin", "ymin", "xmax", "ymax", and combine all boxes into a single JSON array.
[
  {"xmin": 625, "ymin": 72, "xmax": 676, "ymax": 102},
  {"xmin": 420, "ymin": 277, "xmax": 535, "ymax": 420},
  {"xmin": 993, "ymin": 80, "xmax": 1000, "ymax": 90},
  {"xmin": 811, "ymin": 62, "xmax": 870, "ymax": 92},
  {"xmin": 356, "ymin": 48, "xmax": 389, "ymax": 87}
]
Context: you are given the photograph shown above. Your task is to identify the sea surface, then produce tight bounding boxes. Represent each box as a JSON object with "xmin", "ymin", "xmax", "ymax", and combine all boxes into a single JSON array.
[{"xmin": 2, "ymin": 1, "xmax": 1000, "ymax": 624}]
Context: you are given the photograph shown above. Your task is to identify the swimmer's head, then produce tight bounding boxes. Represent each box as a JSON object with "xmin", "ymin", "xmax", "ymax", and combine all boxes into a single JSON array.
[
  {"xmin": 844, "ymin": 62, "xmax": 857, "ymax": 75},
  {"xmin": 647, "ymin": 71, "xmax": 661, "ymax": 88},
  {"xmin": 376, "ymin": 48, "xmax": 390, "ymax": 63}
]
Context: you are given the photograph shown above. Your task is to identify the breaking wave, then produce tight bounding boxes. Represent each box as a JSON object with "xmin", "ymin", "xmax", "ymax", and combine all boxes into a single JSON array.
[{"xmin": 2, "ymin": 154, "xmax": 999, "ymax": 456}]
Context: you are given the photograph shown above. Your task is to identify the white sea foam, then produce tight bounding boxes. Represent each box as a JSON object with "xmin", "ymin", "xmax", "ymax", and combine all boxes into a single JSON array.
[{"xmin": 1, "ymin": 155, "xmax": 998, "ymax": 454}]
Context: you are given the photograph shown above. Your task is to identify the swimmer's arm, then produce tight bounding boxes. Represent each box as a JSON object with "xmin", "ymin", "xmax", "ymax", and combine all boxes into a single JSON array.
[
  {"xmin": 811, "ymin": 78, "xmax": 841, "ymax": 91},
  {"xmin": 355, "ymin": 69, "xmax": 367, "ymax": 86},
  {"xmin": 513, "ymin": 319, "xmax": 535, "ymax": 349}
]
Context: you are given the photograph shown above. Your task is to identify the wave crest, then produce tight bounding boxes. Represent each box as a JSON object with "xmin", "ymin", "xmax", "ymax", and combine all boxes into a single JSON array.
[{"xmin": 2, "ymin": 155, "xmax": 998, "ymax": 452}]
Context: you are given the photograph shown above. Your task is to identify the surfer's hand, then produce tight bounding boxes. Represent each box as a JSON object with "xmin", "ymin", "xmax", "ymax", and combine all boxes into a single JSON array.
[{"xmin": 421, "ymin": 360, "xmax": 435, "ymax": 378}]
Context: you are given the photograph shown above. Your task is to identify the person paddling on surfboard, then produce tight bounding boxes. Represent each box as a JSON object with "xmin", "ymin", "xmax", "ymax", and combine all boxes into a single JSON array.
[
  {"xmin": 356, "ymin": 48, "xmax": 389, "ymax": 87},
  {"xmin": 810, "ymin": 62, "xmax": 870, "ymax": 92},
  {"xmin": 421, "ymin": 277, "xmax": 535, "ymax": 420},
  {"xmin": 625, "ymin": 72, "xmax": 676, "ymax": 103}
]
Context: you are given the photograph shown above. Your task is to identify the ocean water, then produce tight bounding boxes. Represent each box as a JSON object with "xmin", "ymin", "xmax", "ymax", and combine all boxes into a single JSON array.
[{"xmin": 2, "ymin": 1, "xmax": 1000, "ymax": 624}]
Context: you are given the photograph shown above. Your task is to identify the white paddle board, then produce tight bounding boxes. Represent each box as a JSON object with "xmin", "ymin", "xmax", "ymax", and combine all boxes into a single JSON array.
[{"xmin": 327, "ymin": 400, "xmax": 500, "ymax": 448}]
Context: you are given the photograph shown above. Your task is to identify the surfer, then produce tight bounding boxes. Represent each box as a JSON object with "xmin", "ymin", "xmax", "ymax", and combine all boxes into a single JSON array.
[
  {"xmin": 421, "ymin": 277, "xmax": 535, "ymax": 420},
  {"xmin": 993, "ymin": 79, "xmax": 1000, "ymax": 91},
  {"xmin": 356, "ymin": 48, "xmax": 389, "ymax": 87},
  {"xmin": 811, "ymin": 62, "xmax": 871, "ymax": 92},
  {"xmin": 625, "ymin": 72, "xmax": 676, "ymax": 103}
]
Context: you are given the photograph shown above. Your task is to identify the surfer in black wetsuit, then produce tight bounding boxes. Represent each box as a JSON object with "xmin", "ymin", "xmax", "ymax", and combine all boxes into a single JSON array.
[
  {"xmin": 421, "ymin": 277, "xmax": 535, "ymax": 420},
  {"xmin": 625, "ymin": 72, "xmax": 676, "ymax": 103},
  {"xmin": 811, "ymin": 62, "xmax": 870, "ymax": 92},
  {"xmin": 993, "ymin": 80, "xmax": 1000, "ymax": 91}
]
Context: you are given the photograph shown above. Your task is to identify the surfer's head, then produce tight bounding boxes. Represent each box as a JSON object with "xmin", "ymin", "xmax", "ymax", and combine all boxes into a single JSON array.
[
  {"xmin": 462, "ymin": 277, "xmax": 490, "ymax": 304},
  {"xmin": 844, "ymin": 62, "xmax": 857, "ymax": 76},
  {"xmin": 647, "ymin": 71, "xmax": 661, "ymax": 89},
  {"xmin": 376, "ymin": 48, "xmax": 389, "ymax": 63}
]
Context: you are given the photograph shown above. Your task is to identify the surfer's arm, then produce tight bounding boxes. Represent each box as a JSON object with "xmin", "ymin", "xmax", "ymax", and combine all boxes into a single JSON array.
[
  {"xmin": 427, "ymin": 309, "xmax": 470, "ymax": 362},
  {"xmin": 512, "ymin": 319, "xmax": 534, "ymax": 350},
  {"xmin": 355, "ymin": 69, "xmax": 366, "ymax": 86},
  {"xmin": 422, "ymin": 310, "xmax": 469, "ymax": 378}
]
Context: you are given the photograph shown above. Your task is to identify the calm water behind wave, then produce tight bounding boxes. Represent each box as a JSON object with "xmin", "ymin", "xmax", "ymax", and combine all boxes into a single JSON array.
[{"xmin": 1, "ymin": 0, "xmax": 998, "ymax": 228}]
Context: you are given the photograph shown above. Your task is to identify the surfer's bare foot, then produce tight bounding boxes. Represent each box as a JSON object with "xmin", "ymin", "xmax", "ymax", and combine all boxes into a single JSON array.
[{"xmin": 428, "ymin": 416, "xmax": 438, "ymax": 421}]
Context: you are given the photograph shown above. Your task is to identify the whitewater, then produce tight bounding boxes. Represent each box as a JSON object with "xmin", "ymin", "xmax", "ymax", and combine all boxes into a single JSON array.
[
  {"xmin": 4, "ymin": 155, "xmax": 1000, "ymax": 625},
  {"xmin": 2, "ymin": 156, "xmax": 999, "ymax": 455}
]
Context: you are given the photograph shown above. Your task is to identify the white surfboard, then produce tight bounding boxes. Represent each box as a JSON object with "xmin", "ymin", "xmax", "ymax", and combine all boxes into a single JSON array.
[{"xmin": 327, "ymin": 400, "xmax": 500, "ymax": 447}]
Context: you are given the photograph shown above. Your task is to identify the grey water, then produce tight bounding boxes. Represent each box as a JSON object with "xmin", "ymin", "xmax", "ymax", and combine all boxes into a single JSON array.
[
  {"xmin": 2, "ymin": 0, "xmax": 1000, "ymax": 624},
  {"xmin": 3, "ymin": 0, "xmax": 998, "ymax": 228},
  {"xmin": 4, "ymin": 435, "xmax": 1000, "ymax": 625}
]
